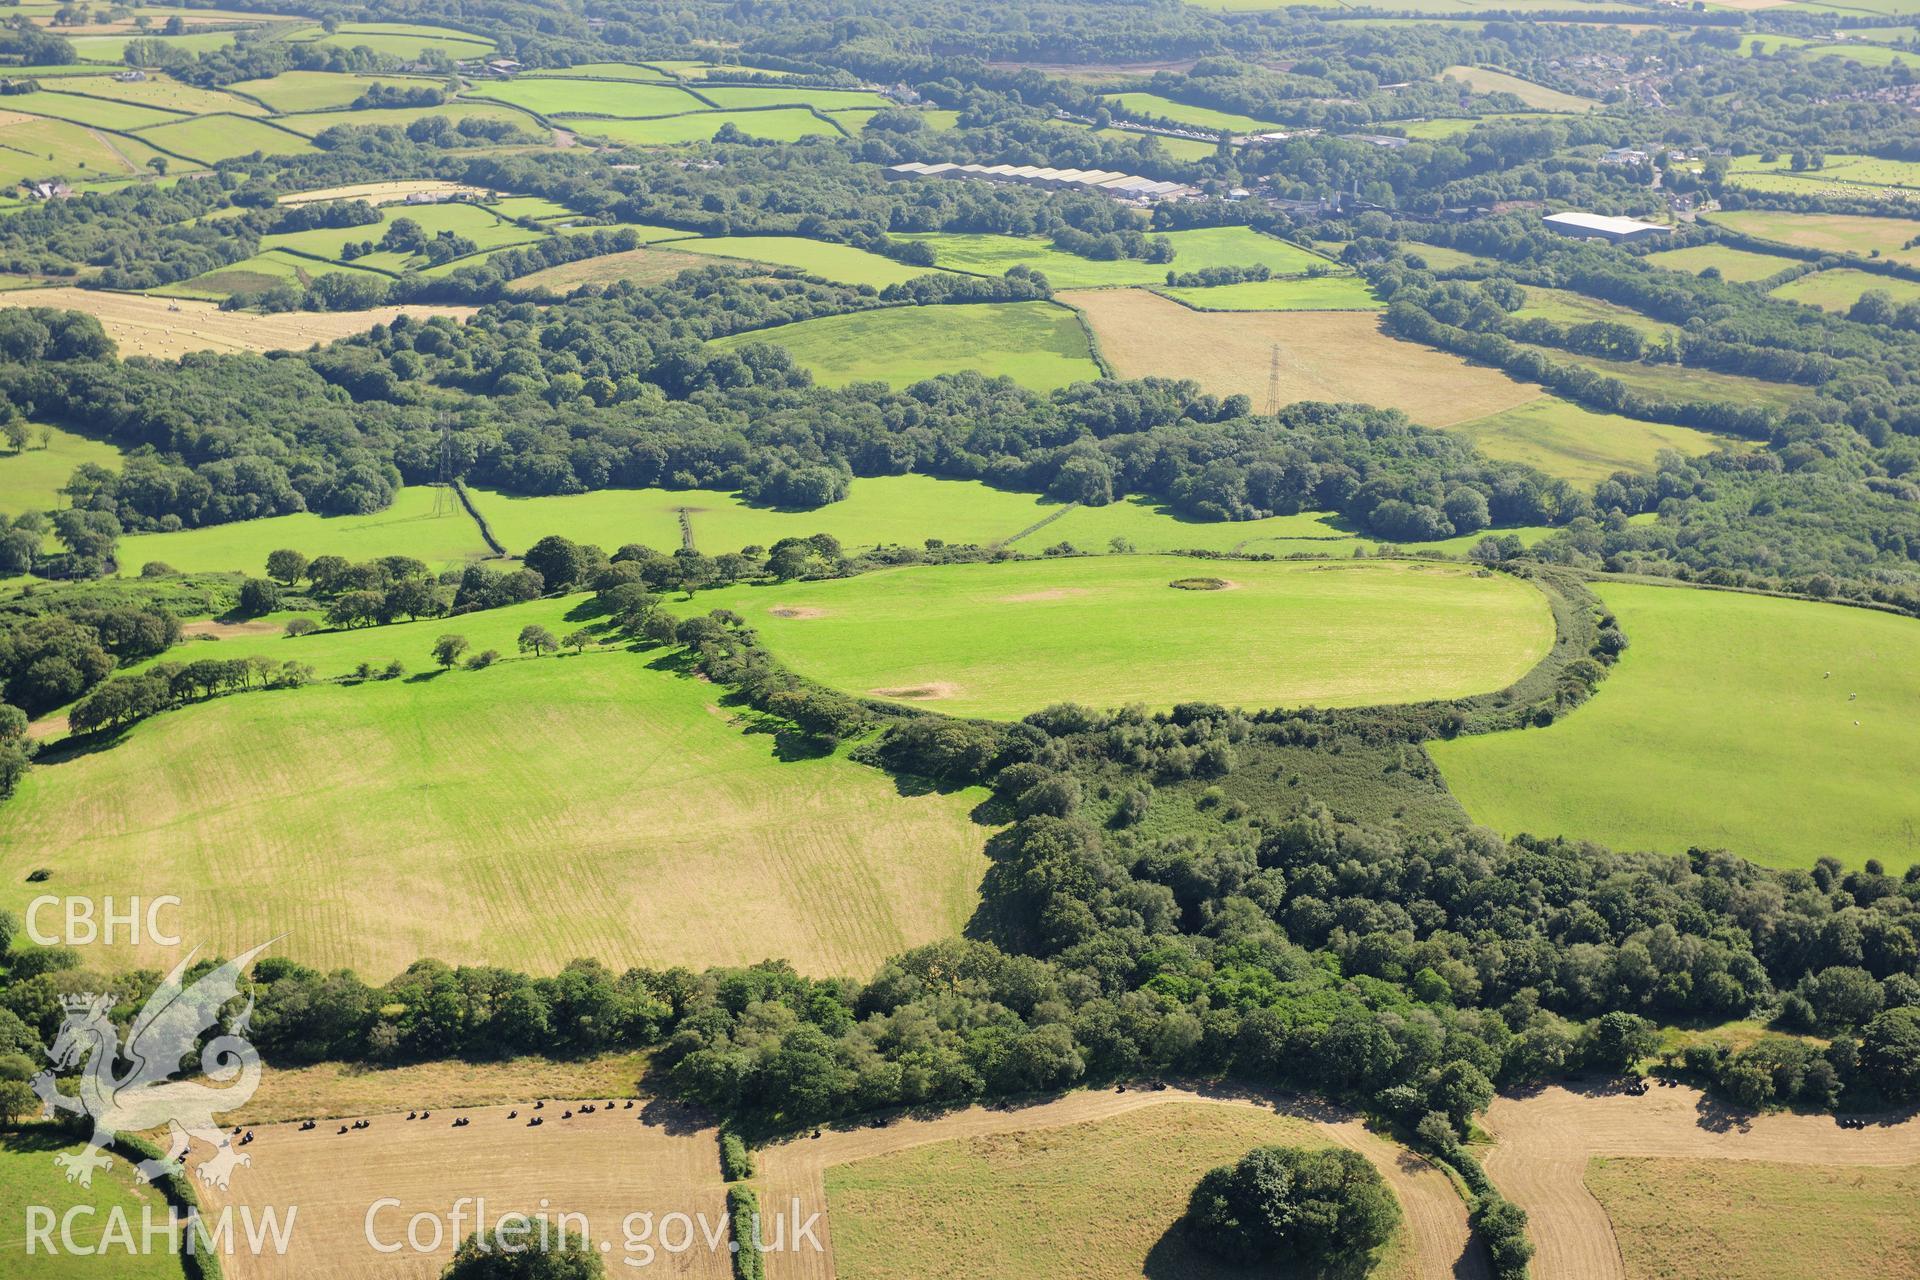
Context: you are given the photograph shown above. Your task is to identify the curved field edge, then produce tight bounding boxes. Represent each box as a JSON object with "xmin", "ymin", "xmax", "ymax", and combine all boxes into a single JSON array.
[
  {"xmin": 1429, "ymin": 581, "xmax": 1920, "ymax": 870},
  {"xmin": 680, "ymin": 556, "xmax": 1560, "ymax": 721},
  {"xmin": 762, "ymin": 1086, "xmax": 1481, "ymax": 1280}
]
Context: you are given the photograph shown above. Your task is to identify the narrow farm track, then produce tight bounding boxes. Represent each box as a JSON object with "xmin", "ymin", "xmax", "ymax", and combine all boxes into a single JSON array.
[
  {"xmin": 1483, "ymin": 1082, "xmax": 1920, "ymax": 1280},
  {"xmin": 755, "ymin": 1084, "xmax": 1488, "ymax": 1280}
]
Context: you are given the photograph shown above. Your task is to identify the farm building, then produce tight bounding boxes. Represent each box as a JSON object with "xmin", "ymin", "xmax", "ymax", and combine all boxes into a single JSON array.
[
  {"xmin": 885, "ymin": 161, "xmax": 1196, "ymax": 202},
  {"xmin": 1542, "ymin": 211, "xmax": 1672, "ymax": 244}
]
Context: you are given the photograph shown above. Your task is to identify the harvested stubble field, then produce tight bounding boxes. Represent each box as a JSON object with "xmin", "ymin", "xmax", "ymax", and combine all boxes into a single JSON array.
[
  {"xmin": 1430, "ymin": 582, "xmax": 1920, "ymax": 870},
  {"xmin": 0, "ymin": 652, "xmax": 990, "ymax": 979},
  {"xmin": 1063, "ymin": 288, "xmax": 1541, "ymax": 426},
  {"xmin": 686, "ymin": 555, "xmax": 1556, "ymax": 720},
  {"xmin": 277, "ymin": 179, "xmax": 491, "ymax": 205},
  {"xmin": 230, "ymin": 1053, "xmax": 652, "ymax": 1125},
  {"xmin": 196, "ymin": 1097, "xmax": 731, "ymax": 1280},
  {"xmin": 507, "ymin": 243, "xmax": 715, "ymax": 293},
  {"xmin": 1482, "ymin": 1082, "xmax": 1920, "ymax": 1280},
  {"xmin": 759, "ymin": 1086, "xmax": 1478, "ymax": 1280},
  {"xmin": 0, "ymin": 288, "xmax": 474, "ymax": 359}
]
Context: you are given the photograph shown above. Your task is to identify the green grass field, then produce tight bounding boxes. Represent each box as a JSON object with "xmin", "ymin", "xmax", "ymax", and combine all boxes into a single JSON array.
[
  {"xmin": 827, "ymin": 1102, "xmax": 1410, "ymax": 1280},
  {"xmin": 0, "ymin": 1132, "xmax": 185, "ymax": 1280},
  {"xmin": 710, "ymin": 301, "xmax": 1101, "ymax": 392},
  {"xmin": 67, "ymin": 30, "xmax": 242, "ymax": 61},
  {"xmin": 1396, "ymin": 111, "xmax": 1574, "ymax": 139},
  {"xmin": 1510, "ymin": 285, "xmax": 1677, "ymax": 340},
  {"xmin": 685, "ymin": 555, "xmax": 1554, "ymax": 719},
  {"xmin": 1, "ymin": 646, "xmax": 989, "ymax": 980},
  {"xmin": 1430, "ymin": 583, "xmax": 1920, "ymax": 869},
  {"xmin": 1769, "ymin": 268, "xmax": 1920, "ymax": 313},
  {"xmin": 1724, "ymin": 153, "xmax": 1920, "ymax": 199},
  {"xmin": 464, "ymin": 78, "xmax": 707, "ymax": 118},
  {"xmin": 1089, "ymin": 124, "xmax": 1221, "ymax": 161},
  {"xmin": 1706, "ymin": 209, "xmax": 1920, "ymax": 268},
  {"xmin": 1158, "ymin": 275, "xmax": 1381, "ymax": 310},
  {"xmin": 667, "ymin": 235, "xmax": 945, "ymax": 288},
  {"xmin": 131, "ymin": 114, "xmax": 316, "ymax": 162},
  {"xmin": 1522, "ymin": 345, "xmax": 1809, "ymax": 410},
  {"xmin": 1643, "ymin": 243, "xmax": 1800, "ymax": 283},
  {"xmin": 1450, "ymin": 396, "xmax": 1728, "ymax": 484},
  {"xmin": 259, "ymin": 202, "xmax": 543, "ymax": 273},
  {"xmin": 893, "ymin": 226, "xmax": 1330, "ymax": 289},
  {"xmin": 579, "ymin": 109, "xmax": 844, "ymax": 145},
  {"xmin": 287, "ymin": 21, "xmax": 494, "ymax": 58},
  {"xmin": 693, "ymin": 84, "xmax": 891, "ymax": 111},
  {"xmin": 275, "ymin": 100, "xmax": 534, "ymax": 138},
  {"xmin": 1438, "ymin": 65, "xmax": 1601, "ymax": 111},
  {"xmin": 226, "ymin": 70, "xmax": 444, "ymax": 112},
  {"xmin": 468, "ymin": 474, "xmax": 1071, "ymax": 555},
  {"xmin": 116, "ymin": 486, "xmax": 491, "ymax": 577},
  {"xmin": 1588, "ymin": 1156, "xmax": 1920, "ymax": 1280},
  {"xmin": 0, "ymin": 425, "xmax": 123, "ymax": 515},
  {"xmin": 154, "ymin": 248, "xmax": 391, "ymax": 300},
  {"xmin": 521, "ymin": 62, "xmax": 677, "ymax": 81},
  {"xmin": 53, "ymin": 74, "xmax": 265, "ymax": 116},
  {"xmin": 1099, "ymin": 91, "xmax": 1278, "ymax": 133},
  {"xmin": 12, "ymin": 91, "xmax": 183, "ymax": 130}
]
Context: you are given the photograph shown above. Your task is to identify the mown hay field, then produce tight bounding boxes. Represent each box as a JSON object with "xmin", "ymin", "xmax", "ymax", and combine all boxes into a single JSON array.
[
  {"xmin": 278, "ymin": 179, "xmax": 490, "ymax": 205},
  {"xmin": 0, "ymin": 1132, "xmax": 183, "ymax": 1280},
  {"xmin": 55, "ymin": 72, "xmax": 265, "ymax": 115},
  {"xmin": 0, "ymin": 425, "xmax": 124, "ymax": 515},
  {"xmin": 1065, "ymin": 287, "xmax": 1541, "ymax": 427},
  {"xmin": 1449, "ymin": 396, "xmax": 1730, "ymax": 485},
  {"xmin": 154, "ymin": 248, "xmax": 392, "ymax": 301},
  {"xmin": 1430, "ymin": 582, "xmax": 1920, "ymax": 869},
  {"xmin": 1587, "ymin": 1156, "xmax": 1920, "ymax": 1280},
  {"xmin": 0, "ymin": 288, "xmax": 472, "ymax": 359},
  {"xmin": 895, "ymin": 226, "xmax": 1330, "ymax": 289},
  {"xmin": 825, "ymin": 1100, "xmax": 1415, "ymax": 1280},
  {"xmin": 1158, "ymin": 274, "xmax": 1381, "ymax": 310},
  {"xmin": 1643, "ymin": 242, "xmax": 1800, "ymax": 283},
  {"xmin": 508, "ymin": 243, "xmax": 714, "ymax": 293},
  {"xmin": 1707, "ymin": 209, "xmax": 1920, "ymax": 266},
  {"xmin": 667, "ymin": 234, "xmax": 948, "ymax": 288},
  {"xmin": 687, "ymin": 555, "xmax": 1555, "ymax": 719},
  {"xmin": 0, "ymin": 650, "xmax": 990, "ymax": 979},
  {"xmin": 117, "ymin": 484, "xmax": 490, "ymax": 576},
  {"xmin": 231, "ymin": 1053, "xmax": 652, "ymax": 1125},
  {"xmin": 1769, "ymin": 267, "xmax": 1920, "ymax": 313},
  {"xmin": 198, "ymin": 1097, "xmax": 730, "ymax": 1280},
  {"xmin": 710, "ymin": 300, "xmax": 1101, "ymax": 392},
  {"xmin": 11, "ymin": 90, "xmax": 182, "ymax": 130},
  {"xmin": 1438, "ymin": 64, "xmax": 1601, "ymax": 110}
]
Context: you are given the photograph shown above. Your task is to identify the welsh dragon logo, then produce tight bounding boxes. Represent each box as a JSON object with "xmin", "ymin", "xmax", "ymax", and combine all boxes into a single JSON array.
[{"xmin": 31, "ymin": 941, "xmax": 272, "ymax": 1190}]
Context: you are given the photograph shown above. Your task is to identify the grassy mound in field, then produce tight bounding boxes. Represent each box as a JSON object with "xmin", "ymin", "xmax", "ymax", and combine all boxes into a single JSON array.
[{"xmin": 1430, "ymin": 583, "xmax": 1920, "ymax": 869}]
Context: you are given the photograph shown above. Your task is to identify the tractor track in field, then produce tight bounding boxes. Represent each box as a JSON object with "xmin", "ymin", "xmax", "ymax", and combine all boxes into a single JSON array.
[{"xmin": 1482, "ymin": 1081, "xmax": 1920, "ymax": 1280}]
